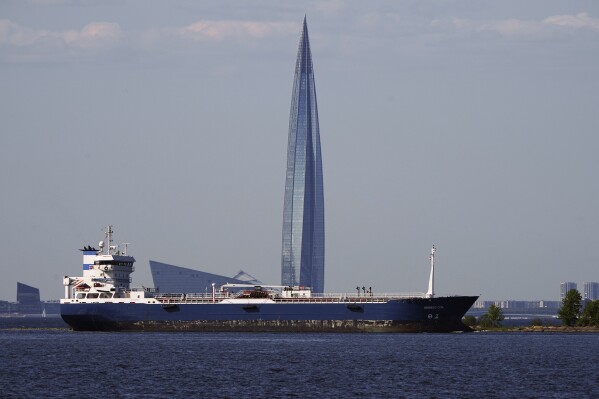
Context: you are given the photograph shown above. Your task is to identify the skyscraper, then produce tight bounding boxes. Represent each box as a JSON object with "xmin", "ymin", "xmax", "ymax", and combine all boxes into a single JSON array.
[
  {"xmin": 560, "ymin": 282, "xmax": 577, "ymax": 301},
  {"xmin": 281, "ymin": 17, "xmax": 325, "ymax": 293},
  {"xmin": 583, "ymin": 282, "xmax": 599, "ymax": 300}
]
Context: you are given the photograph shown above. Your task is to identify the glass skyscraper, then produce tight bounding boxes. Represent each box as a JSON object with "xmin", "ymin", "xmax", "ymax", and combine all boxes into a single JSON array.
[{"xmin": 281, "ymin": 18, "xmax": 325, "ymax": 293}]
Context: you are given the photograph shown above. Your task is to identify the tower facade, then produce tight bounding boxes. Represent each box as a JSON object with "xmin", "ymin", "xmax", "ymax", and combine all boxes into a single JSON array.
[
  {"xmin": 17, "ymin": 282, "xmax": 42, "ymax": 314},
  {"xmin": 281, "ymin": 18, "xmax": 325, "ymax": 292},
  {"xmin": 583, "ymin": 282, "xmax": 599, "ymax": 300},
  {"xmin": 560, "ymin": 282, "xmax": 578, "ymax": 301}
]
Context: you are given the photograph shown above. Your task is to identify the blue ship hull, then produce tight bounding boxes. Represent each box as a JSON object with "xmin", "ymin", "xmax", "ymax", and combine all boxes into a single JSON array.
[{"xmin": 61, "ymin": 296, "xmax": 478, "ymax": 332}]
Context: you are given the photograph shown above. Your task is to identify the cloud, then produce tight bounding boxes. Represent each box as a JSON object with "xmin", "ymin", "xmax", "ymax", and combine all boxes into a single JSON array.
[
  {"xmin": 139, "ymin": 19, "xmax": 298, "ymax": 50},
  {"xmin": 456, "ymin": 18, "xmax": 549, "ymax": 39},
  {"xmin": 544, "ymin": 12, "xmax": 599, "ymax": 30},
  {"xmin": 1, "ymin": 18, "xmax": 298, "ymax": 62},
  {"xmin": 314, "ymin": 0, "xmax": 345, "ymax": 16},
  {"xmin": 25, "ymin": 0, "xmax": 72, "ymax": 4},
  {"xmin": 176, "ymin": 20, "xmax": 297, "ymax": 41},
  {"xmin": 0, "ymin": 20, "xmax": 122, "ymax": 50},
  {"xmin": 65, "ymin": 22, "xmax": 122, "ymax": 48},
  {"xmin": 451, "ymin": 12, "xmax": 599, "ymax": 39}
]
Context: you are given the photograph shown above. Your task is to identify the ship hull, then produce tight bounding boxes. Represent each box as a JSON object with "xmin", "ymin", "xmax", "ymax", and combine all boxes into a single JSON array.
[{"xmin": 61, "ymin": 296, "xmax": 478, "ymax": 333}]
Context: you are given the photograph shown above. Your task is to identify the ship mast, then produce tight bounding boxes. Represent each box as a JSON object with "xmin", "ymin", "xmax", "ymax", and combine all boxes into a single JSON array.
[
  {"xmin": 98, "ymin": 225, "xmax": 116, "ymax": 255},
  {"xmin": 426, "ymin": 244, "xmax": 435, "ymax": 298},
  {"xmin": 106, "ymin": 225, "xmax": 115, "ymax": 255}
]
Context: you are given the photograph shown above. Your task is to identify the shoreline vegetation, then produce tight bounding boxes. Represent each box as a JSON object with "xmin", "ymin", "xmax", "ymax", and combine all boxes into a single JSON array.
[
  {"xmin": 467, "ymin": 289, "xmax": 599, "ymax": 333},
  {"xmin": 472, "ymin": 325, "xmax": 599, "ymax": 333},
  {"xmin": 3, "ymin": 326, "xmax": 599, "ymax": 333}
]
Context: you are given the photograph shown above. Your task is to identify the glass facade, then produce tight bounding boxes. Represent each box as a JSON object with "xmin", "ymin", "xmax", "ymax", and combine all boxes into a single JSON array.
[
  {"xmin": 583, "ymin": 282, "xmax": 599, "ymax": 300},
  {"xmin": 17, "ymin": 282, "xmax": 42, "ymax": 314},
  {"xmin": 149, "ymin": 261, "xmax": 261, "ymax": 294},
  {"xmin": 281, "ymin": 18, "xmax": 325, "ymax": 293}
]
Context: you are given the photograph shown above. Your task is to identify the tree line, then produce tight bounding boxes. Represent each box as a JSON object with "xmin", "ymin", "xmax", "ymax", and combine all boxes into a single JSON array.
[
  {"xmin": 559, "ymin": 289, "xmax": 599, "ymax": 327},
  {"xmin": 462, "ymin": 291, "xmax": 599, "ymax": 329},
  {"xmin": 462, "ymin": 303, "xmax": 504, "ymax": 329}
]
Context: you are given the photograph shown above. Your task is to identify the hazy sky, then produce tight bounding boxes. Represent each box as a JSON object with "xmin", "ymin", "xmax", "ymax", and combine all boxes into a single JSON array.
[{"xmin": 1, "ymin": 0, "xmax": 598, "ymax": 301}]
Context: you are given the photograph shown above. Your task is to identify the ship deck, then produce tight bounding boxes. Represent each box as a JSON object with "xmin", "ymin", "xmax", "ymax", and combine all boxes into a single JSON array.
[{"xmin": 154, "ymin": 292, "xmax": 430, "ymax": 305}]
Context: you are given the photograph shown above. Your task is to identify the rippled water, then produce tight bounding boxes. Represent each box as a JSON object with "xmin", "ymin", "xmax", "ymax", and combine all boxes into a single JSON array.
[{"xmin": 1, "ymin": 327, "xmax": 598, "ymax": 398}]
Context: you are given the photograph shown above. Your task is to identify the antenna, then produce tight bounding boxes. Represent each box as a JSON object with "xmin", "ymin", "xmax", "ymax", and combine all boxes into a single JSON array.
[
  {"xmin": 426, "ymin": 244, "xmax": 435, "ymax": 298},
  {"xmin": 106, "ymin": 225, "xmax": 114, "ymax": 255}
]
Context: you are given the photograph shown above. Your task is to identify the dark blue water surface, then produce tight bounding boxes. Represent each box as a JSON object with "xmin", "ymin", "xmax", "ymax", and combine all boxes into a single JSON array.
[{"xmin": 1, "ymin": 324, "xmax": 598, "ymax": 398}]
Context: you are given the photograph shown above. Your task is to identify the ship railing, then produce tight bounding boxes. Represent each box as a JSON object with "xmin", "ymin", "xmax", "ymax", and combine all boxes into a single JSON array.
[
  {"xmin": 154, "ymin": 291, "xmax": 427, "ymax": 304},
  {"xmin": 92, "ymin": 278, "xmax": 115, "ymax": 283},
  {"xmin": 273, "ymin": 296, "xmax": 388, "ymax": 304},
  {"xmin": 274, "ymin": 292, "xmax": 427, "ymax": 304},
  {"xmin": 155, "ymin": 293, "xmax": 185, "ymax": 302},
  {"xmin": 130, "ymin": 287, "xmax": 159, "ymax": 293},
  {"xmin": 186, "ymin": 293, "xmax": 230, "ymax": 301},
  {"xmin": 185, "ymin": 293, "xmax": 217, "ymax": 299},
  {"xmin": 312, "ymin": 292, "xmax": 427, "ymax": 299},
  {"xmin": 155, "ymin": 292, "xmax": 231, "ymax": 304}
]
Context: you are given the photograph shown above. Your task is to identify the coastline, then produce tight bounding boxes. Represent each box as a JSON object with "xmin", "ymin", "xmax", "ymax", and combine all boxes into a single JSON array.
[{"xmin": 474, "ymin": 325, "xmax": 599, "ymax": 333}]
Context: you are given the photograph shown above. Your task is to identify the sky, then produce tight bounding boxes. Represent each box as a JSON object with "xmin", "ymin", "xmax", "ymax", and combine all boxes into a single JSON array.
[{"xmin": 1, "ymin": 0, "xmax": 598, "ymax": 301}]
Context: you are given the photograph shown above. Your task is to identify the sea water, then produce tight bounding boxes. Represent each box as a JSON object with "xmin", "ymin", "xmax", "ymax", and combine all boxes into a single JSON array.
[{"xmin": 1, "ymin": 324, "xmax": 598, "ymax": 398}]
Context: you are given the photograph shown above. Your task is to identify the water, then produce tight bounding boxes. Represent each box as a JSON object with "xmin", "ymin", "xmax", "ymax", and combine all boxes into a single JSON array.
[{"xmin": 1, "ymin": 327, "xmax": 598, "ymax": 398}]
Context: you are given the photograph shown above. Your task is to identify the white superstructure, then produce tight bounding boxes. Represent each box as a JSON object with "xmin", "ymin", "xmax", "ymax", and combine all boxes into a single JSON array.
[{"xmin": 62, "ymin": 226, "xmax": 155, "ymax": 302}]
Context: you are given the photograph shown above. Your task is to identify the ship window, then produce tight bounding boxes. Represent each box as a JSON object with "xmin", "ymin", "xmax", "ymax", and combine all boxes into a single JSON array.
[
  {"xmin": 76, "ymin": 293, "xmax": 86, "ymax": 299},
  {"xmin": 87, "ymin": 293, "xmax": 99, "ymax": 299}
]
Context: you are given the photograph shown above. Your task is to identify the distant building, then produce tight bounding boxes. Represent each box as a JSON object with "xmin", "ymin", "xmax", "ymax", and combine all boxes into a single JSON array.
[
  {"xmin": 281, "ymin": 17, "xmax": 325, "ymax": 293},
  {"xmin": 149, "ymin": 261, "xmax": 262, "ymax": 294},
  {"xmin": 0, "ymin": 300, "xmax": 19, "ymax": 314},
  {"xmin": 17, "ymin": 282, "xmax": 42, "ymax": 314},
  {"xmin": 538, "ymin": 300, "xmax": 561, "ymax": 309},
  {"xmin": 583, "ymin": 282, "xmax": 599, "ymax": 300},
  {"xmin": 231, "ymin": 270, "xmax": 261, "ymax": 285},
  {"xmin": 560, "ymin": 282, "xmax": 578, "ymax": 301},
  {"xmin": 473, "ymin": 300, "xmax": 560, "ymax": 310}
]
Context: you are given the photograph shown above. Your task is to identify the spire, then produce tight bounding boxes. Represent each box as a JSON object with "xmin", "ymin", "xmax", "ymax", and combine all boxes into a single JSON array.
[{"xmin": 295, "ymin": 15, "xmax": 312, "ymax": 75}]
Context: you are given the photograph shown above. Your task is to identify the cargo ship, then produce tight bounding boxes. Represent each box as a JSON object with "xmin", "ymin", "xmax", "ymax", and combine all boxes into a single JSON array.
[{"xmin": 60, "ymin": 226, "xmax": 478, "ymax": 332}]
